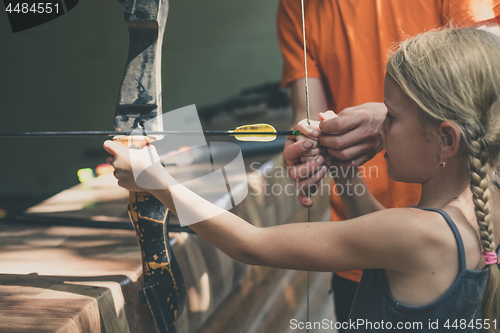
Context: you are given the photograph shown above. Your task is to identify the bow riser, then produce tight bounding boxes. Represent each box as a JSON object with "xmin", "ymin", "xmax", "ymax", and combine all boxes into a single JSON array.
[
  {"xmin": 115, "ymin": 0, "xmax": 168, "ymax": 133},
  {"xmin": 115, "ymin": 0, "xmax": 186, "ymax": 331}
]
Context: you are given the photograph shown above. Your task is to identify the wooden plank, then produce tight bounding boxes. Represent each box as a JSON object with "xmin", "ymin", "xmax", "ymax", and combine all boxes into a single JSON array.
[{"xmin": 0, "ymin": 224, "xmax": 158, "ymax": 333}]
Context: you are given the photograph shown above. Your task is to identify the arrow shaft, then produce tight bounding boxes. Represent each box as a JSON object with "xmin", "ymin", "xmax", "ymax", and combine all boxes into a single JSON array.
[{"xmin": 0, "ymin": 130, "xmax": 297, "ymax": 138}]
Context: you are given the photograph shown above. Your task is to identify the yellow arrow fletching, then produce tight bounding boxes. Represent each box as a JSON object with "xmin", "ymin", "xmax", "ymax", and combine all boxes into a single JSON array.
[{"xmin": 231, "ymin": 124, "xmax": 278, "ymax": 142}]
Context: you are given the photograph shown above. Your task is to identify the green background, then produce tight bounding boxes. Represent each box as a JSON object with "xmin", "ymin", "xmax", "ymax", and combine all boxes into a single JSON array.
[{"xmin": 0, "ymin": 0, "xmax": 283, "ymax": 201}]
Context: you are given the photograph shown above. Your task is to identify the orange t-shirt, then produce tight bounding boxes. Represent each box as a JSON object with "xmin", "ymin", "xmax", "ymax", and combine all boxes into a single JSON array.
[{"xmin": 277, "ymin": 0, "xmax": 500, "ymax": 282}]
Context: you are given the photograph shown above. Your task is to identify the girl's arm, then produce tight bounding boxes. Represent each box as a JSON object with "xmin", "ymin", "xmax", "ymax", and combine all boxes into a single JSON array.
[
  {"xmin": 104, "ymin": 140, "xmax": 435, "ymax": 274},
  {"xmin": 153, "ymin": 183, "xmax": 433, "ymax": 274}
]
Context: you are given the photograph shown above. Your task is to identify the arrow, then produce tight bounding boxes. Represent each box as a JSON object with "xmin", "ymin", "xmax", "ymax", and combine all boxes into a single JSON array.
[{"xmin": 0, "ymin": 124, "xmax": 301, "ymax": 142}]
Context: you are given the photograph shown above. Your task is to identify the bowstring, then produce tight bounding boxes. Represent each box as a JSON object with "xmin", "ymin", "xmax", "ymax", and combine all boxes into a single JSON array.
[
  {"xmin": 300, "ymin": 0, "xmax": 311, "ymax": 332},
  {"xmin": 301, "ymin": 0, "xmax": 311, "ymax": 126}
]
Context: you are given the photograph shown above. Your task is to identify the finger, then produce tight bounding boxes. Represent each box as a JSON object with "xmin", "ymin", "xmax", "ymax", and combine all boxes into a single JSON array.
[
  {"xmin": 103, "ymin": 140, "xmax": 121, "ymax": 156},
  {"xmin": 284, "ymin": 137, "xmax": 300, "ymax": 166},
  {"xmin": 295, "ymin": 165, "xmax": 327, "ymax": 191},
  {"xmin": 113, "ymin": 168, "xmax": 129, "ymax": 184},
  {"xmin": 327, "ymin": 154, "xmax": 370, "ymax": 168},
  {"xmin": 289, "ymin": 155, "xmax": 325, "ymax": 181},
  {"xmin": 106, "ymin": 155, "xmax": 115, "ymax": 166},
  {"xmin": 283, "ymin": 139, "xmax": 317, "ymax": 166},
  {"xmin": 319, "ymin": 125, "xmax": 379, "ymax": 150},
  {"xmin": 298, "ymin": 193, "xmax": 313, "ymax": 208},
  {"xmin": 325, "ymin": 140, "xmax": 376, "ymax": 161},
  {"xmin": 319, "ymin": 110, "xmax": 338, "ymax": 121},
  {"xmin": 319, "ymin": 111, "xmax": 363, "ymax": 134},
  {"xmin": 300, "ymin": 147, "xmax": 324, "ymax": 163},
  {"xmin": 300, "ymin": 156, "xmax": 314, "ymax": 163},
  {"xmin": 300, "ymin": 147, "xmax": 323, "ymax": 157},
  {"xmin": 296, "ymin": 119, "xmax": 321, "ymax": 138},
  {"xmin": 284, "ymin": 135, "xmax": 297, "ymax": 149},
  {"xmin": 296, "ymin": 134, "xmax": 319, "ymax": 148}
]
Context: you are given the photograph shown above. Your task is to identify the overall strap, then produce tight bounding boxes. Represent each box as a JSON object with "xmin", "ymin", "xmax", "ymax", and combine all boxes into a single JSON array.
[{"xmin": 419, "ymin": 208, "xmax": 466, "ymax": 271}]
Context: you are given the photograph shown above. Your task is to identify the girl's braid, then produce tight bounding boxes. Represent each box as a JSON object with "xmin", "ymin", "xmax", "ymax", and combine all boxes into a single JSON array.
[{"xmin": 465, "ymin": 123, "xmax": 494, "ymax": 253}]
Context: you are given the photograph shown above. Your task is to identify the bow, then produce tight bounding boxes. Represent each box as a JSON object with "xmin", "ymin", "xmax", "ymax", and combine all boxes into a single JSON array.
[
  {"xmin": 114, "ymin": 0, "xmax": 185, "ymax": 331},
  {"xmin": 113, "ymin": 1, "xmax": 311, "ymax": 331}
]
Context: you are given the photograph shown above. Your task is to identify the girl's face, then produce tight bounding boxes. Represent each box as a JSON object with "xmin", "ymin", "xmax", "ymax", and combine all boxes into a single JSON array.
[{"xmin": 380, "ymin": 74, "xmax": 442, "ymax": 183}]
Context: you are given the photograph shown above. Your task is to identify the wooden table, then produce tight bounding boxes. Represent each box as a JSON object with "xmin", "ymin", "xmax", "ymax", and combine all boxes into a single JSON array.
[{"xmin": 0, "ymin": 224, "xmax": 155, "ymax": 333}]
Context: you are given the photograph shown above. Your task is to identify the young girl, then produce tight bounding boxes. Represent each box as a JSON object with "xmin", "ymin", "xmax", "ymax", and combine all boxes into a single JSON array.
[{"xmin": 104, "ymin": 28, "xmax": 500, "ymax": 332}]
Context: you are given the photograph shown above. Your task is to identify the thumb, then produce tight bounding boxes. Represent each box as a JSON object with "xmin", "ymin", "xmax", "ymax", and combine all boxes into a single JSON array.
[
  {"xmin": 319, "ymin": 110, "xmax": 338, "ymax": 121},
  {"xmin": 103, "ymin": 140, "xmax": 124, "ymax": 157}
]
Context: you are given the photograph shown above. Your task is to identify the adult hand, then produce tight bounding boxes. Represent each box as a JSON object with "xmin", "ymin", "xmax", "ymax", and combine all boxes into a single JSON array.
[
  {"xmin": 104, "ymin": 140, "xmax": 168, "ymax": 192},
  {"xmin": 283, "ymin": 120, "xmax": 327, "ymax": 207},
  {"xmin": 318, "ymin": 103, "xmax": 386, "ymax": 168}
]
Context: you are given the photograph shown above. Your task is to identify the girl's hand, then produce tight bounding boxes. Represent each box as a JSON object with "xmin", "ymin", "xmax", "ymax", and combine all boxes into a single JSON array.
[
  {"xmin": 103, "ymin": 140, "xmax": 168, "ymax": 192},
  {"xmin": 283, "ymin": 119, "xmax": 327, "ymax": 207},
  {"xmin": 295, "ymin": 118, "xmax": 325, "ymax": 163}
]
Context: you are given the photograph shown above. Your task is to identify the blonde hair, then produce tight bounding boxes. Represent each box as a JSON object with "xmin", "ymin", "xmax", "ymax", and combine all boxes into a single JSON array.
[{"xmin": 386, "ymin": 28, "xmax": 500, "ymax": 332}]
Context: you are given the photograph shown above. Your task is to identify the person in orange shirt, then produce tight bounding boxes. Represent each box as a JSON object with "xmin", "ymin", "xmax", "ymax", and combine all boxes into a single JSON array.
[{"xmin": 278, "ymin": 0, "xmax": 500, "ymax": 330}]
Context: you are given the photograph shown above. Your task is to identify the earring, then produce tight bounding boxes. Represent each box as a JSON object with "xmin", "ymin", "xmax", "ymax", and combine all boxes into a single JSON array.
[{"xmin": 440, "ymin": 160, "xmax": 446, "ymax": 168}]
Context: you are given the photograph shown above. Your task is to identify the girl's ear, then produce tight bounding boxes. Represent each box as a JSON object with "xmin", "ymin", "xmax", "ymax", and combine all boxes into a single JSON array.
[{"xmin": 438, "ymin": 121, "xmax": 462, "ymax": 159}]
